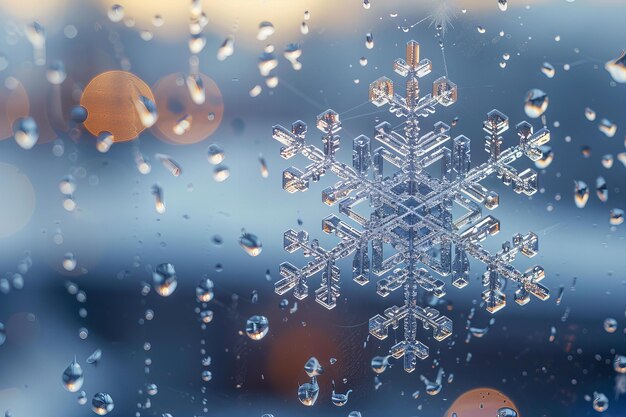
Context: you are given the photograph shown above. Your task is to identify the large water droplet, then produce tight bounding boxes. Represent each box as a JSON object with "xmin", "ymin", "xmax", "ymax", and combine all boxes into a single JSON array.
[
  {"xmin": 196, "ymin": 276, "xmax": 214, "ymax": 302},
  {"xmin": 541, "ymin": 62, "xmax": 555, "ymax": 78},
  {"xmin": 610, "ymin": 208, "xmax": 624, "ymax": 226},
  {"xmin": 217, "ymin": 36, "xmax": 235, "ymax": 61},
  {"xmin": 152, "ymin": 263, "xmax": 178, "ymax": 297},
  {"xmin": 574, "ymin": 180, "xmax": 589, "ymax": 208},
  {"xmin": 592, "ymin": 392, "xmax": 609, "ymax": 412},
  {"xmin": 108, "ymin": 5, "xmax": 124, "ymax": 23},
  {"xmin": 245, "ymin": 315, "xmax": 269, "ymax": 340},
  {"xmin": 304, "ymin": 357, "xmax": 324, "ymax": 377},
  {"xmin": 297, "ymin": 380, "xmax": 319, "ymax": 406},
  {"xmin": 371, "ymin": 356, "xmax": 390, "ymax": 374},
  {"xmin": 604, "ymin": 317, "xmax": 617, "ymax": 333},
  {"xmin": 47, "ymin": 60, "xmax": 66, "ymax": 85},
  {"xmin": 524, "ymin": 89, "xmax": 549, "ymax": 118},
  {"xmin": 331, "ymin": 389, "xmax": 352, "ymax": 406},
  {"xmin": 497, "ymin": 407, "xmax": 518, "ymax": 417},
  {"xmin": 605, "ymin": 50, "xmax": 626, "ymax": 83},
  {"xmin": 599, "ymin": 118, "xmax": 617, "ymax": 137},
  {"xmin": 257, "ymin": 21, "xmax": 275, "ymax": 41},
  {"xmin": 135, "ymin": 96, "xmax": 158, "ymax": 128},
  {"xmin": 13, "ymin": 117, "xmax": 39, "ymax": 149},
  {"xmin": 62, "ymin": 358, "xmax": 84, "ymax": 392},
  {"xmin": 239, "ymin": 230, "xmax": 262, "ymax": 256},
  {"xmin": 92, "ymin": 392, "xmax": 114, "ymax": 415}
]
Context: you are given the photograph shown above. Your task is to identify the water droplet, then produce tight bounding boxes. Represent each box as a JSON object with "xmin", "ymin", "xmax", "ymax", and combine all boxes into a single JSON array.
[
  {"xmin": 497, "ymin": 407, "xmax": 518, "ymax": 417},
  {"xmin": 245, "ymin": 315, "xmax": 269, "ymax": 340},
  {"xmin": 604, "ymin": 317, "xmax": 617, "ymax": 333},
  {"xmin": 596, "ymin": 176, "xmax": 608, "ymax": 202},
  {"xmin": 186, "ymin": 74, "xmax": 205, "ymax": 105},
  {"xmin": 257, "ymin": 21, "xmax": 275, "ymax": 41},
  {"xmin": 25, "ymin": 21, "xmax": 46, "ymax": 65},
  {"xmin": 189, "ymin": 34, "xmax": 206, "ymax": 54},
  {"xmin": 371, "ymin": 356, "xmax": 390, "ymax": 373},
  {"xmin": 524, "ymin": 89, "xmax": 549, "ymax": 118},
  {"xmin": 217, "ymin": 36, "xmax": 235, "ymax": 61},
  {"xmin": 259, "ymin": 155, "xmax": 269, "ymax": 178},
  {"xmin": 96, "ymin": 131, "xmax": 113, "ymax": 153},
  {"xmin": 78, "ymin": 390, "xmax": 87, "ymax": 405},
  {"xmin": 196, "ymin": 277, "xmax": 214, "ymax": 302},
  {"xmin": 363, "ymin": 0, "xmax": 370, "ymax": 9},
  {"xmin": 152, "ymin": 184, "xmax": 165, "ymax": 214},
  {"xmin": 535, "ymin": 146, "xmax": 553, "ymax": 169},
  {"xmin": 207, "ymin": 144, "xmax": 225, "ymax": 164},
  {"xmin": 365, "ymin": 33, "xmax": 374, "ymax": 49},
  {"xmin": 614, "ymin": 355, "xmax": 626, "ymax": 373},
  {"xmin": 13, "ymin": 117, "xmax": 39, "ymax": 149},
  {"xmin": 86, "ymin": 348, "xmax": 102, "ymax": 365},
  {"xmin": 541, "ymin": 62, "xmax": 555, "ymax": 78},
  {"xmin": 599, "ymin": 118, "xmax": 617, "ymax": 137},
  {"xmin": 92, "ymin": 392, "xmax": 114, "ymax": 415},
  {"xmin": 349, "ymin": 412, "xmax": 362, "ymax": 417},
  {"xmin": 300, "ymin": 21, "xmax": 309, "ymax": 35},
  {"xmin": 146, "ymin": 383, "xmax": 158, "ymax": 396},
  {"xmin": 59, "ymin": 175, "xmax": 76, "ymax": 195},
  {"xmin": 200, "ymin": 310, "xmax": 214, "ymax": 323},
  {"xmin": 155, "ymin": 154, "xmax": 182, "ymax": 176},
  {"xmin": 250, "ymin": 85, "xmax": 262, "ymax": 97},
  {"xmin": 284, "ymin": 44, "xmax": 303, "ymax": 70},
  {"xmin": 331, "ymin": 389, "xmax": 352, "ymax": 406},
  {"xmin": 213, "ymin": 165, "xmax": 230, "ymax": 182},
  {"xmin": 47, "ymin": 60, "xmax": 66, "ymax": 85},
  {"xmin": 152, "ymin": 263, "xmax": 177, "ymax": 297},
  {"xmin": 63, "ymin": 253, "xmax": 77, "ymax": 271},
  {"xmin": 173, "ymin": 114, "xmax": 192, "ymax": 136},
  {"xmin": 297, "ymin": 380, "xmax": 319, "ymax": 406},
  {"xmin": 592, "ymin": 392, "xmax": 609, "ymax": 412},
  {"xmin": 108, "ymin": 5, "xmax": 124, "ymax": 22},
  {"xmin": 0, "ymin": 322, "xmax": 5, "ymax": 346},
  {"xmin": 602, "ymin": 154, "xmax": 613, "ymax": 169},
  {"xmin": 239, "ymin": 230, "xmax": 262, "ymax": 256},
  {"xmin": 70, "ymin": 105, "xmax": 88, "ymax": 123},
  {"xmin": 304, "ymin": 357, "xmax": 324, "ymax": 377},
  {"xmin": 135, "ymin": 96, "xmax": 158, "ymax": 128},
  {"xmin": 585, "ymin": 107, "xmax": 596, "ymax": 121},
  {"xmin": 62, "ymin": 358, "xmax": 84, "ymax": 392},
  {"xmin": 610, "ymin": 208, "xmax": 624, "ymax": 225},
  {"xmin": 574, "ymin": 180, "xmax": 589, "ymax": 208},
  {"xmin": 498, "ymin": 0, "xmax": 508, "ymax": 11},
  {"xmin": 605, "ymin": 50, "xmax": 626, "ymax": 83},
  {"xmin": 477, "ymin": 26, "xmax": 486, "ymax": 34}
]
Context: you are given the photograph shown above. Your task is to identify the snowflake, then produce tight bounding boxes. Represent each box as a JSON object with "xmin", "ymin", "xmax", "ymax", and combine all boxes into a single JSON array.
[{"xmin": 272, "ymin": 40, "xmax": 551, "ymax": 373}]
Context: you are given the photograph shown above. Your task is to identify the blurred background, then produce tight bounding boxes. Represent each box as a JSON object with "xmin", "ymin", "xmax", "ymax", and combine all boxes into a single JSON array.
[{"xmin": 0, "ymin": 0, "xmax": 625, "ymax": 416}]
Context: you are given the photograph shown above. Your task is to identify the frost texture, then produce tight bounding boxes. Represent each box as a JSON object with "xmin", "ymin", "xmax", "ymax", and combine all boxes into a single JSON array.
[{"xmin": 273, "ymin": 41, "xmax": 550, "ymax": 373}]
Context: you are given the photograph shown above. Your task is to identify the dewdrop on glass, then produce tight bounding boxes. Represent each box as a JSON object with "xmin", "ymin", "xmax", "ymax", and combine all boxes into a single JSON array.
[
  {"xmin": 257, "ymin": 22, "xmax": 275, "ymax": 41},
  {"xmin": 63, "ymin": 253, "xmax": 77, "ymax": 271},
  {"xmin": 259, "ymin": 155, "xmax": 269, "ymax": 178},
  {"xmin": 96, "ymin": 132, "xmax": 113, "ymax": 153},
  {"xmin": 13, "ymin": 117, "xmax": 39, "ymax": 150},
  {"xmin": 47, "ymin": 60, "xmax": 67, "ymax": 85},
  {"xmin": 239, "ymin": 229, "xmax": 262, "ymax": 256},
  {"xmin": 574, "ymin": 180, "xmax": 589, "ymax": 208},
  {"xmin": 245, "ymin": 315, "xmax": 269, "ymax": 340},
  {"xmin": 217, "ymin": 36, "xmax": 234, "ymax": 61},
  {"xmin": 284, "ymin": 44, "xmax": 302, "ymax": 70},
  {"xmin": 173, "ymin": 115, "xmax": 192, "ymax": 135},
  {"xmin": 599, "ymin": 118, "xmax": 617, "ymax": 137},
  {"xmin": 134, "ymin": 148, "xmax": 151, "ymax": 174},
  {"xmin": 605, "ymin": 50, "xmax": 626, "ymax": 83},
  {"xmin": 62, "ymin": 358, "xmax": 84, "ymax": 392},
  {"xmin": 207, "ymin": 144, "xmax": 225, "ymax": 164},
  {"xmin": 213, "ymin": 165, "xmax": 230, "ymax": 182},
  {"xmin": 92, "ymin": 392, "xmax": 114, "ymax": 415},
  {"xmin": 25, "ymin": 21, "xmax": 46, "ymax": 65},
  {"xmin": 152, "ymin": 184, "xmax": 165, "ymax": 214},
  {"xmin": 59, "ymin": 175, "xmax": 76, "ymax": 195},
  {"xmin": 196, "ymin": 276, "xmax": 214, "ymax": 302},
  {"xmin": 155, "ymin": 153, "xmax": 182, "ymax": 176},
  {"xmin": 152, "ymin": 263, "xmax": 178, "ymax": 297},
  {"xmin": 135, "ymin": 96, "xmax": 158, "ymax": 128},
  {"xmin": 186, "ymin": 74, "xmax": 205, "ymax": 105},
  {"xmin": 189, "ymin": 34, "xmax": 207, "ymax": 54}
]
